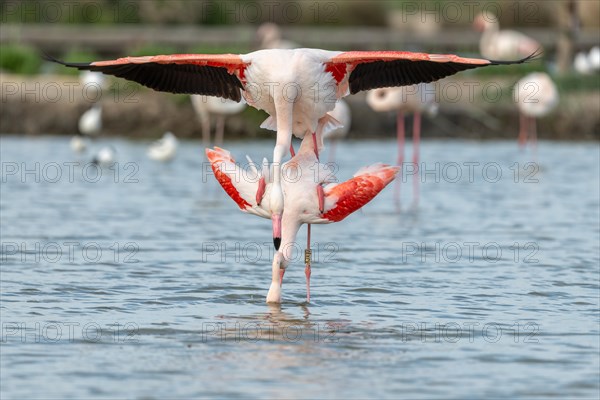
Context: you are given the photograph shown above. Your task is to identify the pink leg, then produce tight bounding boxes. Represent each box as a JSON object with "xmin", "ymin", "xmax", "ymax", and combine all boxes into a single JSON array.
[
  {"xmin": 290, "ymin": 143, "xmax": 295, "ymax": 157},
  {"xmin": 279, "ymin": 267, "xmax": 285, "ymax": 286},
  {"xmin": 412, "ymin": 111, "xmax": 421, "ymax": 207},
  {"xmin": 518, "ymin": 112, "xmax": 528, "ymax": 149},
  {"xmin": 394, "ymin": 110, "xmax": 405, "ymax": 209},
  {"xmin": 305, "ymin": 224, "xmax": 312, "ymax": 303},
  {"xmin": 312, "ymin": 132, "xmax": 319, "ymax": 160},
  {"xmin": 530, "ymin": 116, "xmax": 538, "ymax": 151}
]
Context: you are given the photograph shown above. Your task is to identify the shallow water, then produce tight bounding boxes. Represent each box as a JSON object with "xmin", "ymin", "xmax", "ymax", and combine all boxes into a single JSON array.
[{"xmin": 1, "ymin": 135, "xmax": 599, "ymax": 399}]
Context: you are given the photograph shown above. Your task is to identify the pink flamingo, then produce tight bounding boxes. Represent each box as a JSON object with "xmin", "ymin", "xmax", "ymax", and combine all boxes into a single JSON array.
[
  {"xmin": 367, "ymin": 83, "xmax": 438, "ymax": 207},
  {"xmin": 47, "ymin": 48, "xmax": 534, "ymax": 250},
  {"xmin": 473, "ymin": 11, "xmax": 541, "ymax": 61},
  {"xmin": 513, "ymin": 72, "xmax": 559, "ymax": 149},
  {"xmin": 206, "ymin": 132, "xmax": 398, "ymax": 303}
]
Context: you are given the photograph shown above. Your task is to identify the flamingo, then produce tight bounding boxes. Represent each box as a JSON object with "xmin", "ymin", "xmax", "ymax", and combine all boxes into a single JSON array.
[
  {"xmin": 366, "ymin": 83, "xmax": 438, "ymax": 207},
  {"xmin": 513, "ymin": 72, "xmax": 559, "ymax": 148},
  {"xmin": 473, "ymin": 12, "xmax": 541, "ymax": 61},
  {"xmin": 206, "ymin": 133, "xmax": 399, "ymax": 303},
  {"xmin": 46, "ymin": 48, "xmax": 534, "ymax": 250},
  {"xmin": 255, "ymin": 22, "xmax": 299, "ymax": 50},
  {"xmin": 190, "ymin": 95, "xmax": 247, "ymax": 145},
  {"xmin": 148, "ymin": 131, "xmax": 178, "ymax": 162},
  {"xmin": 323, "ymin": 100, "xmax": 351, "ymax": 163}
]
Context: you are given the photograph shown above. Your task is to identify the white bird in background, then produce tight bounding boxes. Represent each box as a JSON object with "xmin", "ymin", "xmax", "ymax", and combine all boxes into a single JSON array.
[
  {"xmin": 589, "ymin": 46, "xmax": 600, "ymax": 71},
  {"xmin": 574, "ymin": 51, "xmax": 593, "ymax": 75},
  {"xmin": 206, "ymin": 133, "xmax": 398, "ymax": 303},
  {"xmin": 70, "ymin": 134, "xmax": 88, "ymax": 153},
  {"xmin": 255, "ymin": 22, "xmax": 299, "ymax": 49},
  {"xmin": 92, "ymin": 145, "xmax": 116, "ymax": 166},
  {"xmin": 147, "ymin": 131, "xmax": 178, "ymax": 162},
  {"xmin": 367, "ymin": 83, "xmax": 438, "ymax": 208},
  {"xmin": 78, "ymin": 103, "xmax": 102, "ymax": 136},
  {"xmin": 48, "ymin": 47, "xmax": 532, "ymax": 250},
  {"xmin": 80, "ymin": 70, "xmax": 106, "ymax": 99},
  {"xmin": 513, "ymin": 72, "xmax": 559, "ymax": 149},
  {"xmin": 323, "ymin": 99, "xmax": 351, "ymax": 162},
  {"xmin": 190, "ymin": 95, "xmax": 247, "ymax": 145},
  {"xmin": 473, "ymin": 11, "xmax": 541, "ymax": 61}
]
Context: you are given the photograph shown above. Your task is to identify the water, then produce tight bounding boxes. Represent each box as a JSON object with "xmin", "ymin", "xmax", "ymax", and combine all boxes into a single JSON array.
[{"xmin": 1, "ymin": 135, "xmax": 599, "ymax": 399}]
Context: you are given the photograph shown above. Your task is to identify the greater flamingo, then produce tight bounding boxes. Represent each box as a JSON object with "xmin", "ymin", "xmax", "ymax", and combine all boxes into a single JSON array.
[
  {"xmin": 366, "ymin": 83, "xmax": 438, "ymax": 207},
  {"xmin": 148, "ymin": 131, "xmax": 178, "ymax": 162},
  {"xmin": 474, "ymin": 12, "xmax": 541, "ymax": 61},
  {"xmin": 206, "ymin": 133, "xmax": 398, "ymax": 303},
  {"xmin": 47, "ymin": 48, "xmax": 534, "ymax": 249},
  {"xmin": 513, "ymin": 72, "xmax": 559, "ymax": 149},
  {"xmin": 190, "ymin": 95, "xmax": 247, "ymax": 145}
]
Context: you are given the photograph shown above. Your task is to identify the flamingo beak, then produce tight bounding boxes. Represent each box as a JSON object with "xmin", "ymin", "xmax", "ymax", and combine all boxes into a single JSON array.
[{"xmin": 272, "ymin": 214, "xmax": 282, "ymax": 250}]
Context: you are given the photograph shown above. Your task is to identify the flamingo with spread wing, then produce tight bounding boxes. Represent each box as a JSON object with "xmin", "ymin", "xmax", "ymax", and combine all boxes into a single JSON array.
[
  {"xmin": 47, "ymin": 48, "xmax": 534, "ymax": 250},
  {"xmin": 206, "ymin": 132, "xmax": 398, "ymax": 303}
]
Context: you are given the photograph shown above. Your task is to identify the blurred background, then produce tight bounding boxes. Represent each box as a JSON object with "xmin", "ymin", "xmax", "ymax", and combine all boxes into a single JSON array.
[{"xmin": 1, "ymin": 0, "xmax": 599, "ymax": 140}]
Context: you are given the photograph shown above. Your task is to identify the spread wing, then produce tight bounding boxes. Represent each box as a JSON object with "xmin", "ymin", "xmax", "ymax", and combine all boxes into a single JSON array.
[
  {"xmin": 206, "ymin": 147, "xmax": 270, "ymax": 218},
  {"xmin": 324, "ymin": 50, "xmax": 539, "ymax": 95},
  {"xmin": 322, "ymin": 164, "xmax": 399, "ymax": 222},
  {"xmin": 45, "ymin": 53, "xmax": 247, "ymax": 102}
]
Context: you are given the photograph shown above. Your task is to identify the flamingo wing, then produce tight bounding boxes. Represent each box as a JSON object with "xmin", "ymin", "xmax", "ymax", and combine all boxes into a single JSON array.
[
  {"xmin": 322, "ymin": 164, "xmax": 399, "ymax": 222},
  {"xmin": 325, "ymin": 50, "xmax": 538, "ymax": 94},
  {"xmin": 45, "ymin": 53, "xmax": 247, "ymax": 102},
  {"xmin": 206, "ymin": 147, "xmax": 270, "ymax": 219}
]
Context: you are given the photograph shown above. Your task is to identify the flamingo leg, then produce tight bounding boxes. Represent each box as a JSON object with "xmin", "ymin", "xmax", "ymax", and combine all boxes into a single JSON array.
[
  {"xmin": 312, "ymin": 132, "xmax": 320, "ymax": 160},
  {"xmin": 305, "ymin": 224, "xmax": 312, "ymax": 303},
  {"xmin": 215, "ymin": 115, "xmax": 225, "ymax": 146},
  {"xmin": 199, "ymin": 110, "xmax": 211, "ymax": 146},
  {"xmin": 529, "ymin": 116, "xmax": 538, "ymax": 151},
  {"xmin": 412, "ymin": 111, "xmax": 421, "ymax": 207},
  {"xmin": 290, "ymin": 143, "xmax": 296, "ymax": 157},
  {"xmin": 518, "ymin": 112, "xmax": 528, "ymax": 149},
  {"xmin": 394, "ymin": 110, "xmax": 405, "ymax": 209}
]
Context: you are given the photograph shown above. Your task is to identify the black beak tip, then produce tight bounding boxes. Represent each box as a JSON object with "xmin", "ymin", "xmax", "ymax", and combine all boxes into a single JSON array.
[{"xmin": 273, "ymin": 237, "xmax": 281, "ymax": 251}]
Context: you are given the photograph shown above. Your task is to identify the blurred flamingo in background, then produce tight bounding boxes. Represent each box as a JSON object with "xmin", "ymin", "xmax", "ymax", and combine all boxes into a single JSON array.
[
  {"xmin": 190, "ymin": 95, "xmax": 246, "ymax": 146},
  {"xmin": 367, "ymin": 83, "xmax": 438, "ymax": 208},
  {"xmin": 474, "ymin": 12, "xmax": 541, "ymax": 60},
  {"xmin": 206, "ymin": 132, "xmax": 398, "ymax": 303},
  {"xmin": 255, "ymin": 22, "xmax": 299, "ymax": 49},
  {"xmin": 513, "ymin": 72, "xmax": 559, "ymax": 149},
  {"xmin": 47, "ymin": 47, "xmax": 533, "ymax": 249}
]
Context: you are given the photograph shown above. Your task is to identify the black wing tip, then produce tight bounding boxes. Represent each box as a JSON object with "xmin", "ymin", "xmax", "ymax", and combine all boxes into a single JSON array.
[
  {"xmin": 489, "ymin": 48, "xmax": 543, "ymax": 66},
  {"xmin": 41, "ymin": 52, "xmax": 93, "ymax": 69}
]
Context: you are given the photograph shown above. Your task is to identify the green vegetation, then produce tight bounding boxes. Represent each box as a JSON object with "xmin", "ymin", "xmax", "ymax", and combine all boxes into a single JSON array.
[{"xmin": 0, "ymin": 44, "xmax": 42, "ymax": 75}]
